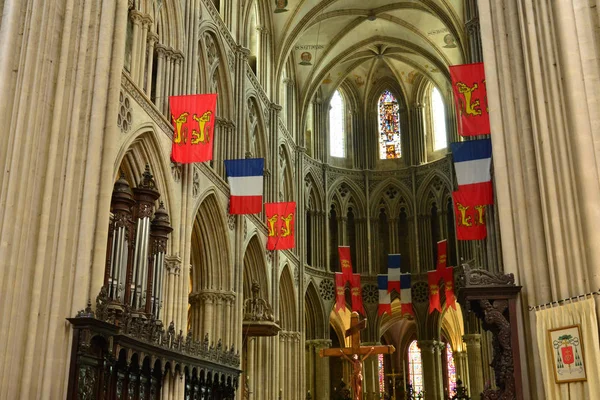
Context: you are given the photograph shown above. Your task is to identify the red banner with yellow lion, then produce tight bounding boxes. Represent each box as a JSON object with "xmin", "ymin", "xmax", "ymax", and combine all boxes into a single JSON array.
[
  {"xmin": 449, "ymin": 63, "xmax": 490, "ymax": 136},
  {"xmin": 170, "ymin": 94, "xmax": 218, "ymax": 163},
  {"xmin": 265, "ymin": 202, "xmax": 296, "ymax": 250}
]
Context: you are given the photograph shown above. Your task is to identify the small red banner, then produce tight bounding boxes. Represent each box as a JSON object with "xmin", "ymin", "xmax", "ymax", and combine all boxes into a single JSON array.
[
  {"xmin": 449, "ymin": 62, "xmax": 490, "ymax": 136},
  {"xmin": 170, "ymin": 94, "xmax": 218, "ymax": 163},
  {"xmin": 428, "ymin": 271, "xmax": 442, "ymax": 314},
  {"xmin": 444, "ymin": 266, "xmax": 456, "ymax": 310},
  {"xmin": 338, "ymin": 246, "xmax": 353, "ymax": 285},
  {"xmin": 265, "ymin": 202, "xmax": 296, "ymax": 250},
  {"xmin": 436, "ymin": 240, "xmax": 448, "ymax": 271},
  {"xmin": 335, "ymin": 273, "xmax": 346, "ymax": 312},
  {"xmin": 453, "ymin": 190, "xmax": 487, "ymax": 240},
  {"xmin": 351, "ymin": 274, "xmax": 366, "ymax": 316}
]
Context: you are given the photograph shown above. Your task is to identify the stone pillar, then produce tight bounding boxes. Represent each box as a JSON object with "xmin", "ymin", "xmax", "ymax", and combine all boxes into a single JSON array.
[
  {"xmin": 418, "ymin": 340, "xmax": 443, "ymax": 400},
  {"xmin": 137, "ymin": 14, "xmax": 152, "ymax": 87},
  {"xmin": 314, "ymin": 340, "xmax": 332, "ymax": 400},
  {"xmin": 453, "ymin": 351, "xmax": 469, "ymax": 390},
  {"xmin": 410, "ymin": 103, "xmax": 426, "ymax": 165},
  {"xmin": 129, "ymin": 10, "xmax": 143, "ymax": 82},
  {"xmin": 463, "ymin": 334, "xmax": 484, "ymax": 398},
  {"xmin": 434, "ymin": 342, "xmax": 445, "ymax": 398},
  {"xmin": 418, "ymin": 214, "xmax": 433, "ymax": 273},
  {"xmin": 154, "ymin": 44, "xmax": 166, "ymax": 108},
  {"xmin": 145, "ymin": 31, "xmax": 158, "ymax": 94},
  {"xmin": 202, "ymin": 292, "xmax": 215, "ymax": 340}
]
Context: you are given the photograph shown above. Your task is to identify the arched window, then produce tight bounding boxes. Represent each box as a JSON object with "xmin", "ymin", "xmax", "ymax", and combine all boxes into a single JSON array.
[
  {"xmin": 329, "ymin": 90, "xmax": 345, "ymax": 157},
  {"xmin": 378, "ymin": 353, "xmax": 385, "ymax": 396},
  {"xmin": 431, "ymin": 87, "xmax": 447, "ymax": 151},
  {"xmin": 446, "ymin": 343, "xmax": 457, "ymax": 395},
  {"xmin": 408, "ymin": 340, "xmax": 423, "ymax": 394},
  {"xmin": 378, "ymin": 90, "xmax": 401, "ymax": 159}
]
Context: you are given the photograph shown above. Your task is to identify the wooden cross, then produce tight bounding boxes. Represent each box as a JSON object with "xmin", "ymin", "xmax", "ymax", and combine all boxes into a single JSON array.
[
  {"xmin": 320, "ymin": 312, "xmax": 395, "ymax": 400},
  {"xmin": 385, "ymin": 367, "xmax": 403, "ymax": 400}
]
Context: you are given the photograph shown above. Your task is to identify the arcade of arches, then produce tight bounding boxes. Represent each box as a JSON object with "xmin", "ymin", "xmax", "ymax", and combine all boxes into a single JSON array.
[{"xmin": 1, "ymin": 0, "xmax": 600, "ymax": 399}]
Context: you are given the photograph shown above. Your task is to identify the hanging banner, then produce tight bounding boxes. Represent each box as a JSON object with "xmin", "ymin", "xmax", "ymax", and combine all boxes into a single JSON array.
[
  {"xmin": 444, "ymin": 266, "xmax": 456, "ymax": 310},
  {"xmin": 224, "ymin": 158, "xmax": 264, "ymax": 214},
  {"xmin": 351, "ymin": 274, "xmax": 366, "ymax": 316},
  {"xmin": 436, "ymin": 240, "xmax": 448, "ymax": 271},
  {"xmin": 335, "ymin": 273, "xmax": 346, "ymax": 312},
  {"xmin": 428, "ymin": 270, "xmax": 442, "ymax": 314},
  {"xmin": 170, "ymin": 94, "xmax": 218, "ymax": 163},
  {"xmin": 449, "ymin": 62, "xmax": 490, "ymax": 136},
  {"xmin": 265, "ymin": 202, "xmax": 296, "ymax": 250},
  {"xmin": 400, "ymin": 273, "xmax": 414, "ymax": 317},
  {"xmin": 338, "ymin": 246, "xmax": 354, "ymax": 285},
  {"xmin": 377, "ymin": 275, "xmax": 392, "ymax": 316},
  {"xmin": 387, "ymin": 254, "xmax": 401, "ymax": 294},
  {"xmin": 450, "ymin": 139, "xmax": 494, "ymax": 205},
  {"xmin": 452, "ymin": 190, "xmax": 487, "ymax": 240}
]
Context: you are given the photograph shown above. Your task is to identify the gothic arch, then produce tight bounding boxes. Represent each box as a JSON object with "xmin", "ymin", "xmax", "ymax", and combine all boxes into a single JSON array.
[
  {"xmin": 114, "ymin": 127, "xmax": 178, "ymax": 253},
  {"xmin": 278, "ymin": 143, "xmax": 295, "ymax": 202},
  {"xmin": 197, "ymin": 28, "xmax": 234, "ymax": 120},
  {"xmin": 190, "ymin": 192, "xmax": 232, "ymax": 291},
  {"xmin": 151, "ymin": 0, "xmax": 184, "ymax": 50},
  {"xmin": 304, "ymin": 170, "xmax": 325, "ymax": 212},
  {"xmin": 242, "ymin": 234, "xmax": 269, "ymax": 300},
  {"xmin": 369, "ymin": 179, "xmax": 414, "ymax": 219},
  {"xmin": 327, "ymin": 178, "xmax": 366, "ymax": 217},
  {"xmin": 304, "ymin": 281, "xmax": 327, "ymax": 339},
  {"xmin": 245, "ymin": 96, "xmax": 268, "ymax": 159},
  {"xmin": 279, "ymin": 265, "xmax": 297, "ymax": 332},
  {"xmin": 416, "ymin": 171, "xmax": 453, "ymax": 214},
  {"xmin": 440, "ymin": 304, "xmax": 465, "ymax": 352}
]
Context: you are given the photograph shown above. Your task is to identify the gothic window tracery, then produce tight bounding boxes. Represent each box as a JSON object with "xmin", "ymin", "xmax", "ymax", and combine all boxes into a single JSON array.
[
  {"xmin": 378, "ymin": 90, "xmax": 401, "ymax": 159},
  {"xmin": 329, "ymin": 90, "xmax": 345, "ymax": 157},
  {"xmin": 408, "ymin": 340, "xmax": 423, "ymax": 394}
]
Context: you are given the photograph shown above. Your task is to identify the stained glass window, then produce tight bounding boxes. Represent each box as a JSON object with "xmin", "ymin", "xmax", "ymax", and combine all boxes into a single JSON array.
[
  {"xmin": 408, "ymin": 340, "xmax": 423, "ymax": 394},
  {"xmin": 378, "ymin": 90, "xmax": 401, "ymax": 159},
  {"xmin": 431, "ymin": 87, "xmax": 447, "ymax": 151},
  {"xmin": 446, "ymin": 343, "xmax": 457, "ymax": 394},
  {"xmin": 329, "ymin": 90, "xmax": 345, "ymax": 157},
  {"xmin": 378, "ymin": 353, "xmax": 385, "ymax": 395}
]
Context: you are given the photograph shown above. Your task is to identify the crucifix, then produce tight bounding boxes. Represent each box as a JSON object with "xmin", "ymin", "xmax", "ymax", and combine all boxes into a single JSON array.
[
  {"xmin": 320, "ymin": 312, "xmax": 395, "ymax": 400},
  {"xmin": 385, "ymin": 366, "xmax": 403, "ymax": 400}
]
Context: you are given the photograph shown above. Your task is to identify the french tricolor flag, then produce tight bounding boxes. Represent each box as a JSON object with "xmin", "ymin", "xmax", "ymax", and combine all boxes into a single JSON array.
[
  {"xmin": 450, "ymin": 139, "xmax": 493, "ymax": 205},
  {"xmin": 224, "ymin": 158, "xmax": 264, "ymax": 214},
  {"xmin": 400, "ymin": 273, "xmax": 414, "ymax": 316},
  {"xmin": 387, "ymin": 254, "xmax": 401, "ymax": 293},
  {"xmin": 377, "ymin": 275, "xmax": 392, "ymax": 316}
]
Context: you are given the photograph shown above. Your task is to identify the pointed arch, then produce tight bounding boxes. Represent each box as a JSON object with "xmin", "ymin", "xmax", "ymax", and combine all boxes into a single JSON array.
[
  {"xmin": 191, "ymin": 193, "xmax": 231, "ymax": 292},
  {"xmin": 278, "ymin": 144, "xmax": 295, "ymax": 202},
  {"xmin": 304, "ymin": 170, "xmax": 325, "ymax": 213},
  {"xmin": 245, "ymin": 96, "xmax": 268, "ymax": 159},
  {"xmin": 279, "ymin": 265, "xmax": 297, "ymax": 332},
  {"xmin": 328, "ymin": 88, "xmax": 347, "ymax": 158},
  {"xmin": 242, "ymin": 234, "xmax": 269, "ymax": 300},
  {"xmin": 114, "ymin": 127, "xmax": 178, "ymax": 253},
  {"xmin": 327, "ymin": 178, "xmax": 367, "ymax": 217},
  {"xmin": 304, "ymin": 281, "xmax": 326, "ymax": 339}
]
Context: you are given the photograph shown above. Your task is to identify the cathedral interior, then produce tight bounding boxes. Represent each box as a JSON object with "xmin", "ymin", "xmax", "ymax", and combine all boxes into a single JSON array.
[{"xmin": 1, "ymin": 0, "xmax": 600, "ymax": 399}]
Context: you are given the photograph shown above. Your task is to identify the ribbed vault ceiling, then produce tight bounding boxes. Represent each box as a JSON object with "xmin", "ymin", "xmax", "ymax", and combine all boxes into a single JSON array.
[{"xmin": 271, "ymin": 0, "xmax": 466, "ymax": 111}]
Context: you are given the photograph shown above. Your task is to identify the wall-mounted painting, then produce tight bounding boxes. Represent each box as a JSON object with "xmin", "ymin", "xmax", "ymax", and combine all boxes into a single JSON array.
[{"xmin": 548, "ymin": 325, "xmax": 587, "ymax": 383}]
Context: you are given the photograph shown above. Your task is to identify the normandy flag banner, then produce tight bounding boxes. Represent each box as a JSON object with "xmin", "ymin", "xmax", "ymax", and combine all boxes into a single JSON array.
[
  {"xmin": 444, "ymin": 266, "xmax": 456, "ymax": 310},
  {"xmin": 338, "ymin": 246, "xmax": 354, "ymax": 285},
  {"xmin": 428, "ymin": 270, "xmax": 442, "ymax": 314},
  {"xmin": 449, "ymin": 62, "xmax": 490, "ymax": 136},
  {"xmin": 452, "ymin": 190, "xmax": 487, "ymax": 240},
  {"xmin": 351, "ymin": 273, "xmax": 366, "ymax": 316},
  {"xmin": 335, "ymin": 273, "xmax": 346, "ymax": 312},
  {"xmin": 170, "ymin": 94, "xmax": 218, "ymax": 163},
  {"xmin": 265, "ymin": 202, "xmax": 296, "ymax": 250}
]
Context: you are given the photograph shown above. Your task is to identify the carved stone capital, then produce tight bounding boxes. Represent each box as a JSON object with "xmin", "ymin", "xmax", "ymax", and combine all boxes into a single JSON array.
[
  {"xmin": 462, "ymin": 333, "xmax": 481, "ymax": 347},
  {"xmin": 147, "ymin": 31, "xmax": 159, "ymax": 45},
  {"xmin": 417, "ymin": 340, "xmax": 437, "ymax": 353},
  {"xmin": 165, "ymin": 255, "xmax": 182, "ymax": 275},
  {"xmin": 130, "ymin": 10, "xmax": 145, "ymax": 25},
  {"xmin": 236, "ymin": 45, "xmax": 251, "ymax": 58}
]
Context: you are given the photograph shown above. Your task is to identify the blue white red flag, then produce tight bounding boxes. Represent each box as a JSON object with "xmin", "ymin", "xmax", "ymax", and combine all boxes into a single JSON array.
[
  {"xmin": 400, "ymin": 274, "xmax": 414, "ymax": 317},
  {"xmin": 450, "ymin": 139, "xmax": 493, "ymax": 205},
  {"xmin": 224, "ymin": 158, "xmax": 264, "ymax": 214},
  {"xmin": 387, "ymin": 254, "xmax": 401, "ymax": 293},
  {"xmin": 377, "ymin": 275, "xmax": 392, "ymax": 316}
]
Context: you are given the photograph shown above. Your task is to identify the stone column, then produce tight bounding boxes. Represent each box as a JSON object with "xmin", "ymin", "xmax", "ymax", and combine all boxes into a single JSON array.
[
  {"xmin": 202, "ymin": 292, "xmax": 215, "ymax": 340},
  {"xmin": 410, "ymin": 103, "xmax": 426, "ymax": 165},
  {"xmin": 129, "ymin": 10, "xmax": 143, "ymax": 82},
  {"xmin": 305, "ymin": 341, "xmax": 315, "ymax": 397},
  {"xmin": 314, "ymin": 340, "xmax": 332, "ymax": 400},
  {"xmin": 137, "ymin": 14, "xmax": 152, "ymax": 87},
  {"xmin": 418, "ymin": 340, "xmax": 443, "ymax": 400},
  {"xmin": 463, "ymin": 334, "xmax": 484, "ymax": 398},
  {"xmin": 144, "ymin": 31, "xmax": 158, "ymax": 94},
  {"xmin": 418, "ymin": 214, "xmax": 433, "ymax": 273},
  {"xmin": 453, "ymin": 351, "xmax": 469, "ymax": 390},
  {"xmin": 154, "ymin": 44, "xmax": 167, "ymax": 108},
  {"xmin": 434, "ymin": 342, "xmax": 445, "ymax": 398}
]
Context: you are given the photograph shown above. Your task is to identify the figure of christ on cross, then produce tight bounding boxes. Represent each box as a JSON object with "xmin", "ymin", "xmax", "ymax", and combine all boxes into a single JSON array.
[{"xmin": 320, "ymin": 312, "xmax": 395, "ymax": 400}]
